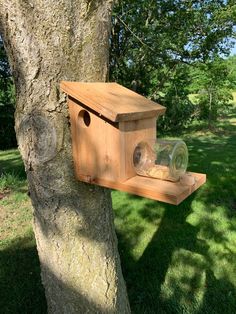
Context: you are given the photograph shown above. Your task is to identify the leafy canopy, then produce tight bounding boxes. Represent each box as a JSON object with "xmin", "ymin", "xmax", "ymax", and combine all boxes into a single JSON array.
[{"xmin": 110, "ymin": 0, "xmax": 236, "ymax": 130}]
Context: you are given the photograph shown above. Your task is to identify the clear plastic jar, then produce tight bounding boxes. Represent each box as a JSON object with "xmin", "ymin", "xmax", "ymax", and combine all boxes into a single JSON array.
[{"xmin": 133, "ymin": 139, "xmax": 188, "ymax": 182}]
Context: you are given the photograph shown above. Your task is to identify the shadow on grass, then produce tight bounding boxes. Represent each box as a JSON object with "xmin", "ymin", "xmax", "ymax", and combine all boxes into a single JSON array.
[
  {"xmin": 114, "ymin": 117, "xmax": 236, "ymax": 313},
  {"xmin": 0, "ymin": 235, "xmax": 47, "ymax": 313},
  {"xmin": 116, "ymin": 197, "xmax": 236, "ymax": 313},
  {"xmin": 0, "ymin": 150, "xmax": 26, "ymax": 180},
  {"xmin": 0, "ymin": 234, "xmax": 116, "ymax": 313}
]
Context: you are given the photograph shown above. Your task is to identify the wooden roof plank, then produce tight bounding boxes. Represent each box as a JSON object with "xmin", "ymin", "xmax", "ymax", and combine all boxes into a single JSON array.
[{"xmin": 60, "ymin": 81, "xmax": 166, "ymax": 122}]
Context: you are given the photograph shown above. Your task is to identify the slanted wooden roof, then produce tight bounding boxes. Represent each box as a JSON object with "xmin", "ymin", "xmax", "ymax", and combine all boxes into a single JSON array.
[{"xmin": 60, "ymin": 81, "xmax": 166, "ymax": 122}]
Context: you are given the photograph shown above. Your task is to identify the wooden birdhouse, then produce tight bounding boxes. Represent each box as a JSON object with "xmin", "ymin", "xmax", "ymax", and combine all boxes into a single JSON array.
[{"xmin": 61, "ymin": 82, "xmax": 206, "ymax": 205}]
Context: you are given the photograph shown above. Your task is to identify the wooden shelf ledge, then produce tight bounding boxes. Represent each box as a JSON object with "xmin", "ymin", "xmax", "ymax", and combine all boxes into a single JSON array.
[{"xmin": 80, "ymin": 172, "xmax": 206, "ymax": 205}]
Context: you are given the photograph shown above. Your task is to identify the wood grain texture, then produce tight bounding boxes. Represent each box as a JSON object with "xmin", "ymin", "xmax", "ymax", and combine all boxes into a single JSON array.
[
  {"xmin": 67, "ymin": 92, "xmax": 205, "ymax": 205},
  {"xmin": 119, "ymin": 118, "xmax": 157, "ymax": 180},
  {"xmin": 68, "ymin": 98, "xmax": 123, "ymax": 182},
  {"xmin": 68, "ymin": 99, "xmax": 158, "ymax": 182},
  {"xmin": 61, "ymin": 81, "xmax": 166, "ymax": 122},
  {"xmin": 79, "ymin": 172, "xmax": 206, "ymax": 205}
]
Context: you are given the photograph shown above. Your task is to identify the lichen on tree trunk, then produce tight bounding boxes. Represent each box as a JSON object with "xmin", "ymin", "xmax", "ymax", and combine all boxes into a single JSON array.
[{"xmin": 0, "ymin": 1, "xmax": 130, "ymax": 312}]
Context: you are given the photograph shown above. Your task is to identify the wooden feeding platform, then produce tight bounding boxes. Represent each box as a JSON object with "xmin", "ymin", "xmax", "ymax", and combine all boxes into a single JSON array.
[{"xmin": 61, "ymin": 81, "xmax": 206, "ymax": 205}]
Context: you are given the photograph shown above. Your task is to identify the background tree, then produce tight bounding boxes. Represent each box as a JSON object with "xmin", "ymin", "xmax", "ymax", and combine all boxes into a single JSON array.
[
  {"xmin": 110, "ymin": 0, "xmax": 236, "ymax": 130},
  {"xmin": 0, "ymin": 1, "xmax": 130, "ymax": 313},
  {"xmin": 189, "ymin": 57, "xmax": 236, "ymax": 125},
  {"xmin": 156, "ymin": 63, "xmax": 194, "ymax": 132}
]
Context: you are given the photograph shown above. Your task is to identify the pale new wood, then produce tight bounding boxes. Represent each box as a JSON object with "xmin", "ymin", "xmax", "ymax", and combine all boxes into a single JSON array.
[
  {"xmin": 119, "ymin": 118, "xmax": 157, "ymax": 180},
  {"xmin": 68, "ymin": 98, "xmax": 122, "ymax": 182},
  {"xmin": 68, "ymin": 98, "xmax": 158, "ymax": 183},
  {"xmin": 79, "ymin": 172, "xmax": 206, "ymax": 205},
  {"xmin": 61, "ymin": 81, "xmax": 166, "ymax": 122},
  {"xmin": 65, "ymin": 83, "xmax": 206, "ymax": 205}
]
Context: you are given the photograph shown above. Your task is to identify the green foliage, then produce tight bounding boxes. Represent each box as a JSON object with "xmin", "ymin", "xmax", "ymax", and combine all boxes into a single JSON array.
[
  {"xmin": 189, "ymin": 57, "xmax": 236, "ymax": 124},
  {"xmin": 155, "ymin": 64, "xmax": 195, "ymax": 132},
  {"xmin": 233, "ymin": 92, "xmax": 236, "ymax": 104},
  {"xmin": 110, "ymin": 0, "xmax": 236, "ymax": 71},
  {"xmin": 110, "ymin": 0, "xmax": 236, "ymax": 130},
  {"xmin": 0, "ymin": 38, "xmax": 16, "ymax": 149}
]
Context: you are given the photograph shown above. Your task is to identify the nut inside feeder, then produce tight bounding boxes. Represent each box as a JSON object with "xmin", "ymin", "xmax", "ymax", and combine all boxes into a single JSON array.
[{"xmin": 133, "ymin": 140, "xmax": 188, "ymax": 182}]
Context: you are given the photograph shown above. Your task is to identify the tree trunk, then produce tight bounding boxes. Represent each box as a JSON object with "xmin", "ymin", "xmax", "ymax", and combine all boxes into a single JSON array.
[{"xmin": 0, "ymin": 1, "xmax": 130, "ymax": 313}]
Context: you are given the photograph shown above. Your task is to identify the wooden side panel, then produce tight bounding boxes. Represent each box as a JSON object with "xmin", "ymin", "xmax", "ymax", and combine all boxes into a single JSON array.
[
  {"xmin": 68, "ymin": 98, "xmax": 121, "ymax": 181},
  {"xmin": 119, "ymin": 118, "xmax": 157, "ymax": 181}
]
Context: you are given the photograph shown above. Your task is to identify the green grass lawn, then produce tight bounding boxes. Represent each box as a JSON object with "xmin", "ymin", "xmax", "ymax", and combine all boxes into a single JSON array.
[
  {"xmin": 1, "ymin": 110, "xmax": 236, "ymax": 313},
  {"xmin": 0, "ymin": 150, "xmax": 47, "ymax": 313}
]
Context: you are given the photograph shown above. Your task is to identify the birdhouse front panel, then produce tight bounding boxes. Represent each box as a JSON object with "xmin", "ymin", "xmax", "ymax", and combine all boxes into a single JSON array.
[{"xmin": 68, "ymin": 97, "xmax": 123, "ymax": 183}]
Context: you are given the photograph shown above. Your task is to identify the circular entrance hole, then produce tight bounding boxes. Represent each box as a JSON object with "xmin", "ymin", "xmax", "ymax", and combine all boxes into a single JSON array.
[{"xmin": 78, "ymin": 110, "xmax": 91, "ymax": 127}]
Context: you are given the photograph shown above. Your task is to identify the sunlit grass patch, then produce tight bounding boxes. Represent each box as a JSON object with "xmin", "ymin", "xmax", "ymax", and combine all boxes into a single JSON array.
[
  {"xmin": 113, "ymin": 191, "xmax": 165, "ymax": 262},
  {"xmin": 1, "ymin": 103, "xmax": 236, "ymax": 313},
  {"xmin": 232, "ymin": 92, "xmax": 236, "ymax": 104},
  {"xmin": 0, "ymin": 191, "xmax": 32, "ymax": 242},
  {"xmin": 160, "ymin": 249, "xmax": 206, "ymax": 313},
  {"xmin": 113, "ymin": 106, "xmax": 236, "ymax": 313}
]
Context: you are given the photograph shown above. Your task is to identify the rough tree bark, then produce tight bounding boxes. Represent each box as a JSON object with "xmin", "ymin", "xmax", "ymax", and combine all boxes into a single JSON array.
[{"xmin": 0, "ymin": 1, "xmax": 130, "ymax": 313}]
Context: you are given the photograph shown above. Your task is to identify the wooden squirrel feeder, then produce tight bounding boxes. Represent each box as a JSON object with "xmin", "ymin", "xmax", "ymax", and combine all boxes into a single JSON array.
[{"xmin": 61, "ymin": 81, "xmax": 206, "ymax": 205}]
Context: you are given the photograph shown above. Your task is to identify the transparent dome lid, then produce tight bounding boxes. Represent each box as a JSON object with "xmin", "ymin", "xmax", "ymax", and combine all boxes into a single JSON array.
[{"xmin": 133, "ymin": 139, "xmax": 188, "ymax": 182}]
